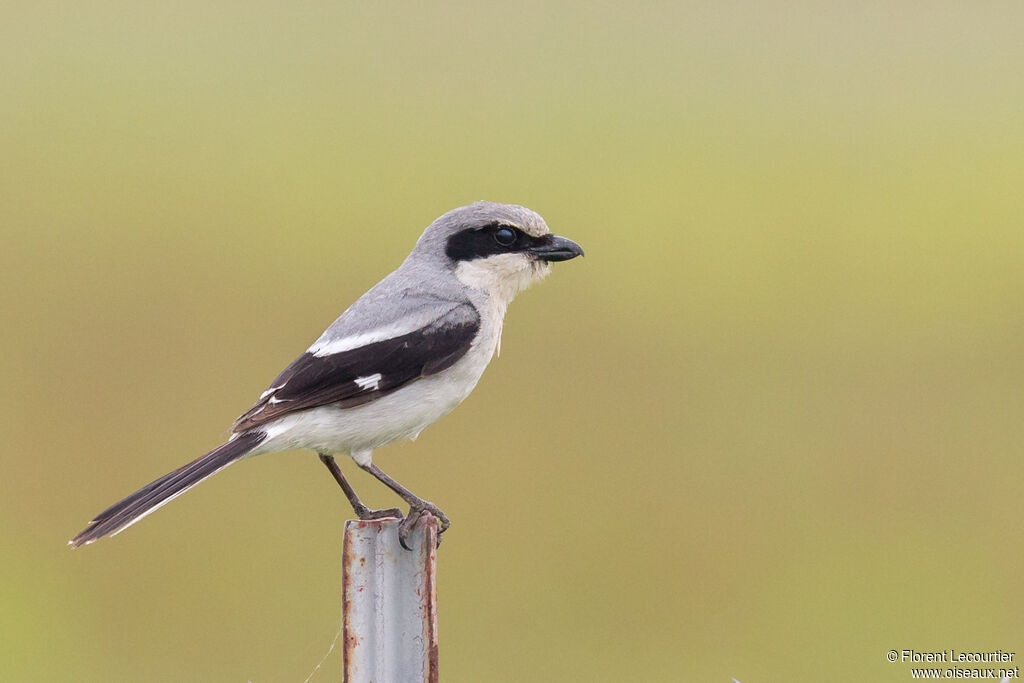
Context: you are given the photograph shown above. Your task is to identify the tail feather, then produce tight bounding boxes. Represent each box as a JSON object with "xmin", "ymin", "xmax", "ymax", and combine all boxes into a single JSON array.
[{"xmin": 69, "ymin": 431, "xmax": 266, "ymax": 548}]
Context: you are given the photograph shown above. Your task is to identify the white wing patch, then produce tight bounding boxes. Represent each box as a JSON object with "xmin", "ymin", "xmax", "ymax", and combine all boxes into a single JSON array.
[
  {"xmin": 310, "ymin": 323, "xmax": 419, "ymax": 358},
  {"xmin": 259, "ymin": 385, "xmax": 281, "ymax": 400},
  {"xmin": 354, "ymin": 373, "xmax": 382, "ymax": 391}
]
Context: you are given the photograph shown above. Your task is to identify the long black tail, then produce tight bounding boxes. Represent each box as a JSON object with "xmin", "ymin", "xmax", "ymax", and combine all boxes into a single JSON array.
[{"xmin": 69, "ymin": 431, "xmax": 266, "ymax": 548}]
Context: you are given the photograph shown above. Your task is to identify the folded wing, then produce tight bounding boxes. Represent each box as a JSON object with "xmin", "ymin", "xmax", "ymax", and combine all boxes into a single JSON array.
[{"xmin": 232, "ymin": 303, "xmax": 480, "ymax": 432}]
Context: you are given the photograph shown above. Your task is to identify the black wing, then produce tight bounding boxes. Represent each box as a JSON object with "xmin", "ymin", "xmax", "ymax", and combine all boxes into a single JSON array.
[{"xmin": 232, "ymin": 304, "xmax": 480, "ymax": 432}]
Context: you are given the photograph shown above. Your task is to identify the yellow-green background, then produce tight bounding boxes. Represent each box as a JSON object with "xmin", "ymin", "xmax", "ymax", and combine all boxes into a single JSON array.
[{"xmin": 3, "ymin": 2, "xmax": 1022, "ymax": 681}]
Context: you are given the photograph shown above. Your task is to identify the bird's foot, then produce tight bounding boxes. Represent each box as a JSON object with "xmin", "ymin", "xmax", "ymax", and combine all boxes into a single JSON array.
[
  {"xmin": 398, "ymin": 501, "xmax": 450, "ymax": 551},
  {"xmin": 353, "ymin": 504, "xmax": 404, "ymax": 521}
]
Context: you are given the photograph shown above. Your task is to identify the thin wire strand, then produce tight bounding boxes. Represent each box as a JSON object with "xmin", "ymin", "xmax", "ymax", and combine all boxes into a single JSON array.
[{"xmin": 302, "ymin": 544, "xmax": 345, "ymax": 683}]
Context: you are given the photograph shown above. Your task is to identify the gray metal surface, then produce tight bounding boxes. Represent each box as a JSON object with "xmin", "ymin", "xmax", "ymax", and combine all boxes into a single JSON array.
[{"xmin": 342, "ymin": 515, "xmax": 439, "ymax": 683}]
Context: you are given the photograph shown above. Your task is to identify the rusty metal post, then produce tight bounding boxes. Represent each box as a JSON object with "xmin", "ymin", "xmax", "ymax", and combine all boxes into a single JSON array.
[{"xmin": 342, "ymin": 514, "xmax": 439, "ymax": 683}]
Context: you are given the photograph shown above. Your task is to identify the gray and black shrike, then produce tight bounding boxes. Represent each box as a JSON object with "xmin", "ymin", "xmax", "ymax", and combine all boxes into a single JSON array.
[{"xmin": 70, "ymin": 202, "xmax": 583, "ymax": 550}]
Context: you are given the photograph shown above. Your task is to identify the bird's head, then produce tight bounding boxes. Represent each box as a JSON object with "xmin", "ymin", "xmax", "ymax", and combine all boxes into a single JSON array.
[{"xmin": 415, "ymin": 201, "xmax": 584, "ymax": 307}]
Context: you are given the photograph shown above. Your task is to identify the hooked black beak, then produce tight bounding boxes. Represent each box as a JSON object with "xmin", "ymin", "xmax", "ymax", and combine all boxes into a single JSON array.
[{"xmin": 530, "ymin": 234, "xmax": 585, "ymax": 262}]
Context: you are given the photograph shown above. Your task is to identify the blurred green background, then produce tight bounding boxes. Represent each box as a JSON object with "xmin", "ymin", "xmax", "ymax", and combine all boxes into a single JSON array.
[{"xmin": 3, "ymin": 2, "xmax": 1023, "ymax": 681}]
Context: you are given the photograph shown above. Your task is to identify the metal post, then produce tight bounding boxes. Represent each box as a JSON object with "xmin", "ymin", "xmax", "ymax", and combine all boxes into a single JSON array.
[{"xmin": 342, "ymin": 514, "xmax": 439, "ymax": 683}]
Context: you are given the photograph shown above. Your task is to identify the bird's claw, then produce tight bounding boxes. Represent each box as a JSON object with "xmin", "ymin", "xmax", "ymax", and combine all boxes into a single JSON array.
[
  {"xmin": 354, "ymin": 505, "xmax": 404, "ymax": 521},
  {"xmin": 398, "ymin": 502, "xmax": 450, "ymax": 551}
]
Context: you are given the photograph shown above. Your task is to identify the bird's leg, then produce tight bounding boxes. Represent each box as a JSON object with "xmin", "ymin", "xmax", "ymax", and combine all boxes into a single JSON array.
[
  {"xmin": 357, "ymin": 462, "xmax": 449, "ymax": 550},
  {"xmin": 318, "ymin": 453, "xmax": 403, "ymax": 521}
]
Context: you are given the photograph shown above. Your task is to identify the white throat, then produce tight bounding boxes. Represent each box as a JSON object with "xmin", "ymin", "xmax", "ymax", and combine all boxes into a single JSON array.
[
  {"xmin": 455, "ymin": 254, "xmax": 552, "ymax": 357},
  {"xmin": 455, "ymin": 254, "xmax": 551, "ymax": 309}
]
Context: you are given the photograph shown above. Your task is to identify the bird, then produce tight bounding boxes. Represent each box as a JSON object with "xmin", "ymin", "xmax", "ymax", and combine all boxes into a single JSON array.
[{"xmin": 69, "ymin": 201, "xmax": 583, "ymax": 550}]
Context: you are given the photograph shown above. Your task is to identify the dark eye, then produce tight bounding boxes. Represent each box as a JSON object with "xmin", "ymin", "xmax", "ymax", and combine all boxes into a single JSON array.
[{"xmin": 494, "ymin": 227, "xmax": 517, "ymax": 246}]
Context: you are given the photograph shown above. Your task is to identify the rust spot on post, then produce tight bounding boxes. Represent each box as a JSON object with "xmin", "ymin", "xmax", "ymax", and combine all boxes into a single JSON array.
[
  {"xmin": 341, "ymin": 520, "xmax": 356, "ymax": 678},
  {"xmin": 422, "ymin": 516, "xmax": 439, "ymax": 683}
]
